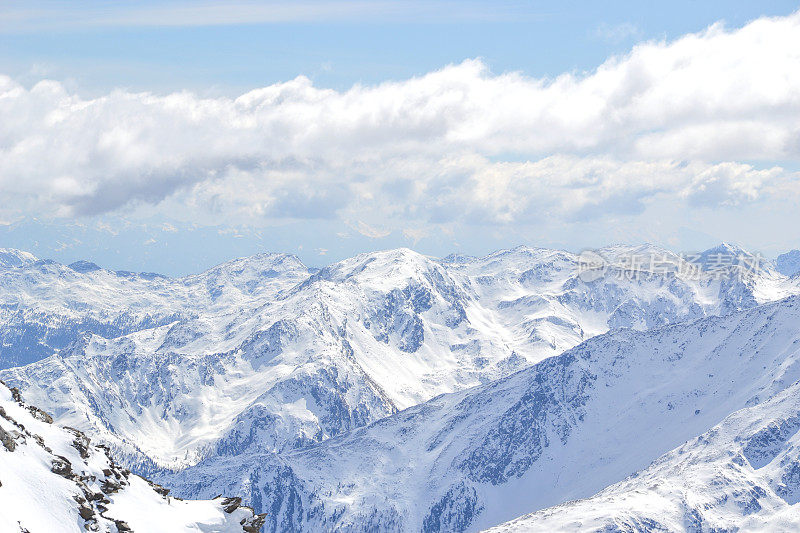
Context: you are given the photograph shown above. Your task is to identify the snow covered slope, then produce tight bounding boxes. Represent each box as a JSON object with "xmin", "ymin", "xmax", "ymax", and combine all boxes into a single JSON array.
[
  {"xmin": 2, "ymin": 245, "xmax": 798, "ymax": 477},
  {"xmin": 158, "ymin": 295, "xmax": 800, "ymax": 532},
  {"xmin": 0, "ymin": 380, "xmax": 265, "ymax": 533},
  {"xmin": 485, "ymin": 379, "xmax": 800, "ymax": 532}
]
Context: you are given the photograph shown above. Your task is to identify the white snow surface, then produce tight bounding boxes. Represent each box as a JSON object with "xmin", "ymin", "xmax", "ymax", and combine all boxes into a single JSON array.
[
  {"xmin": 0, "ymin": 380, "xmax": 263, "ymax": 532},
  {"xmin": 485, "ymin": 379, "xmax": 800, "ymax": 532}
]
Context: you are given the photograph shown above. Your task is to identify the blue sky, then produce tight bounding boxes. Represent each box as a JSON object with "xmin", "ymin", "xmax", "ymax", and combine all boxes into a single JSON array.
[
  {"xmin": 3, "ymin": 1, "xmax": 796, "ymax": 94},
  {"xmin": 1, "ymin": 1, "xmax": 800, "ymax": 274}
]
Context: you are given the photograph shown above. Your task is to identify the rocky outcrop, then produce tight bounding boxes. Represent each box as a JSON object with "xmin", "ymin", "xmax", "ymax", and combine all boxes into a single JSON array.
[{"xmin": 0, "ymin": 381, "xmax": 267, "ymax": 532}]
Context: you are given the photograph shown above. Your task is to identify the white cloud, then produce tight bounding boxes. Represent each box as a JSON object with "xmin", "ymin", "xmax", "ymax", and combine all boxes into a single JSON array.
[
  {"xmin": 1, "ymin": 11, "xmax": 800, "ymax": 230},
  {"xmin": 402, "ymin": 228, "xmax": 428, "ymax": 244},
  {"xmin": 351, "ymin": 221, "xmax": 391, "ymax": 239}
]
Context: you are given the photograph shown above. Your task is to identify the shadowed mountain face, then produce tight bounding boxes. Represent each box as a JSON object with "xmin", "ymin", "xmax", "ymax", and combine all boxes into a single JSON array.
[
  {"xmin": 486, "ymin": 380, "xmax": 800, "ymax": 532},
  {"xmin": 2, "ymin": 245, "xmax": 800, "ymax": 531},
  {"xmin": 778, "ymin": 250, "xmax": 800, "ymax": 277}
]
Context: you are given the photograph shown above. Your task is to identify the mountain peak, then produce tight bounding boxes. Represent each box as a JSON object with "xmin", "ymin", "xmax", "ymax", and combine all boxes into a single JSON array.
[
  {"xmin": 777, "ymin": 249, "xmax": 800, "ymax": 277},
  {"xmin": 0, "ymin": 248, "xmax": 37, "ymax": 269},
  {"xmin": 318, "ymin": 247, "xmax": 440, "ymax": 284},
  {"xmin": 700, "ymin": 242, "xmax": 751, "ymax": 258}
]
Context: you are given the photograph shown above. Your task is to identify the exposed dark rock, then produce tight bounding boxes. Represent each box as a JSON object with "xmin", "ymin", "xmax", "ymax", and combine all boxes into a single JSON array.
[
  {"xmin": 113, "ymin": 520, "xmax": 132, "ymax": 532},
  {"xmin": 101, "ymin": 478, "xmax": 122, "ymax": 494},
  {"xmin": 147, "ymin": 480, "xmax": 170, "ymax": 497},
  {"xmin": 242, "ymin": 513, "xmax": 268, "ymax": 533},
  {"xmin": 64, "ymin": 427, "xmax": 91, "ymax": 459},
  {"xmin": 0, "ymin": 425, "xmax": 17, "ymax": 451},
  {"xmin": 27, "ymin": 405, "xmax": 53, "ymax": 424},
  {"xmin": 78, "ymin": 503, "xmax": 95, "ymax": 521},
  {"xmin": 222, "ymin": 496, "xmax": 242, "ymax": 513},
  {"xmin": 9, "ymin": 386, "xmax": 22, "ymax": 403},
  {"xmin": 30, "ymin": 433, "xmax": 52, "ymax": 453},
  {"xmin": 51, "ymin": 455, "xmax": 73, "ymax": 477}
]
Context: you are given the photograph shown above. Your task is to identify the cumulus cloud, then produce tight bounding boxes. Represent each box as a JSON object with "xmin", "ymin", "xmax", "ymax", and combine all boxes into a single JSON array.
[{"xmin": 1, "ymin": 11, "xmax": 800, "ymax": 229}]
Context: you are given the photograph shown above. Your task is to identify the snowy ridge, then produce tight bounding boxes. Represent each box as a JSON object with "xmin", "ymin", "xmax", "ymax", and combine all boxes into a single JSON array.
[
  {"xmin": 158, "ymin": 295, "xmax": 800, "ymax": 531},
  {"xmin": 0, "ymin": 248, "xmax": 37, "ymax": 269},
  {"xmin": 0, "ymin": 380, "xmax": 265, "ymax": 533},
  {"xmin": 485, "ymin": 379, "xmax": 800, "ymax": 532}
]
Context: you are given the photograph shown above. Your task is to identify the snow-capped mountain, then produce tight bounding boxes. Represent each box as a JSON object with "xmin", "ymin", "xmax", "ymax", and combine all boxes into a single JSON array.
[
  {"xmin": 157, "ymin": 294, "xmax": 800, "ymax": 532},
  {"xmin": 0, "ymin": 249, "xmax": 311, "ymax": 369},
  {"xmin": 0, "ymin": 380, "xmax": 265, "ymax": 532},
  {"xmin": 777, "ymin": 249, "xmax": 800, "ymax": 277},
  {"xmin": 486, "ymin": 378, "xmax": 800, "ymax": 532},
  {"xmin": 0, "ymin": 249, "xmax": 37, "ymax": 269},
  {"xmin": 1, "ymin": 245, "xmax": 797, "ymax": 477}
]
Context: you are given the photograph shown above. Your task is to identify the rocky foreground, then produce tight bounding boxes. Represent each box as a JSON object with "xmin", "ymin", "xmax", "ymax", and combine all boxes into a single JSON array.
[{"xmin": 0, "ymin": 380, "xmax": 265, "ymax": 532}]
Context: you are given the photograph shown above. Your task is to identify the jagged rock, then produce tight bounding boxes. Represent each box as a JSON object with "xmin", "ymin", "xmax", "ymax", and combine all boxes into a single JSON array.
[
  {"xmin": 221, "ymin": 496, "xmax": 242, "ymax": 513},
  {"xmin": 65, "ymin": 427, "xmax": 91, "ymax": 459},
  {"xmin": 0, "ymin": 380, "xmax": 265, "ymax": 532},
  {"xmin": 147, "ymin": 480, "xmax": 170, "ymax": 497},
  {"xmin": 0, "ymin": 425, "xmax": 16, "ymax": 451},
  {"xmin": 113, "ymin": 520, "xmax": 132, "ymax": 532},
  {"xmin": 78, "ymin": 503, "xmax": 95, "ymax": 521},
  {"xmin": 241, "ymin": 513, "xmax": 268, "ymax": 533},
  {"xmin": 27, "ymin": 405, "xmax": 53, "ymax": 424},
  {"xmin": 30, "ymin": 433, "xmax": 52, "ymax": 453},
  {"xmin": 101, "ymin": 478, "xmax": 122, "ymax": 494},
  {"xmin": 9, "ymin": 386, "xmax": 22, "ymax": 403},
  {"xmin": 51, "ymin": 455, "xmax": 73, "ymax": 477}
]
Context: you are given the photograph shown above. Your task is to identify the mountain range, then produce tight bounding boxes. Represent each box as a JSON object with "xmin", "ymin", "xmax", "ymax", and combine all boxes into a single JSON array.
[{"xmin": 2, "ymin": 244, "xmax": 800, "ymax": 531}]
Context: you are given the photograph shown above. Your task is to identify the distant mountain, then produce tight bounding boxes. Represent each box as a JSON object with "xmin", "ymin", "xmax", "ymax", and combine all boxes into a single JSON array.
[
  {"xmin": 0, "ymin": 380, "xmax": 265, "ymax": 532},
  {"xmin": 0, "ymin": 248, "xmax": 36, "ymax": 269},
  {"xmin": 158, "ymin": 295, "xmax": 800, "ymax": 532},
  {"xmin": 777, "ymin": 249, "xmax": 800, "ymax": 277},
  {"xmin": 2, "ymin": 244, "xmax": 800, "ymax": 531},
  {"xmin": 0, "ymin": 249, "xmax": 311, "ymax": 369}
]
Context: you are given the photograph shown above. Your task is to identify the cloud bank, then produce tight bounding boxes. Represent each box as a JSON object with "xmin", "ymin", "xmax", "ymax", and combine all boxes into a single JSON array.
[{"xmin": 1, "ymin": 11, "xmax": 799, "ymax": 230}]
